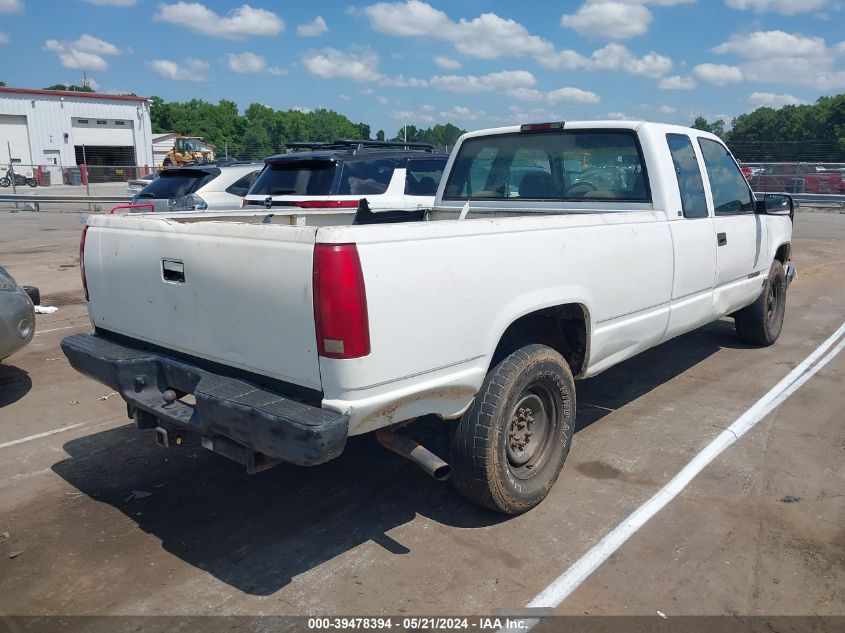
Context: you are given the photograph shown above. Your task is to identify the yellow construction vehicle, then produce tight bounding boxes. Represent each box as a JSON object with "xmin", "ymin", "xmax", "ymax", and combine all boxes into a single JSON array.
[{"xmin": 161, "ymin": 136, "xmax": 215, "ymax": 168}]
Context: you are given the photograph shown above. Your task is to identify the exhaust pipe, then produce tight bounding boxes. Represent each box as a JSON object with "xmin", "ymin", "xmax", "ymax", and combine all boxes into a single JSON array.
[
  {"xmin": 375, "ymin": 426, "xmax": 451, "ymax": 481},
  {"xmin": 785, "ymin": 263, "xmax": 797, "ymax": 287}
]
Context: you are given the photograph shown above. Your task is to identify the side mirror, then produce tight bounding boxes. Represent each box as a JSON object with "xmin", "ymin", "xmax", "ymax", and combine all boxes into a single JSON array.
[{"xmin": 756, "ymin": 193, "xmax": 793, "ymax": 218}]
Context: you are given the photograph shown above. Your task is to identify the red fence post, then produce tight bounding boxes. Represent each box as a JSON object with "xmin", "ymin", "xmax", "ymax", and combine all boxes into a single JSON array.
[
  {"xmin": 37, "ymin": 165, "xmax": 45, "ymax": 187},
  {"xmin": 80, "ymin": 164, "xmax": 88, "ymax": 185}
]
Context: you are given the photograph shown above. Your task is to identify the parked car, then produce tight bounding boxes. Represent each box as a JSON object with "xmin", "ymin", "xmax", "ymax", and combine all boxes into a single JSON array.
[
  {"xmin": 749, "ymin": 162, "xmax": 845, "ymax": 194},
  {"xmin": 242, "ymin": 140, "xmax": 449, "ymax": 212},
  {"xmin": 62, "ymin": 121, "xmax": 795, "ymax": 515},
  {"xmin": 0, "ymin": 266, "xmax": 36, "ymax": 361},
  {"xmin": 132, "ymin": 163, "xmax": 263, "ymax": 213},
  {"xmin": 126, "ymin": 172, "xmax": 158, "ymax": 197}
]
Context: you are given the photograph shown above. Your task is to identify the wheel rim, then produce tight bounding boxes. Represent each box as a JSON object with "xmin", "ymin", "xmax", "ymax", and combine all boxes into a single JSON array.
[
  {"xmin": 506, "ymin": 385, "xmax": 558, "ymax": 479},
  {"xmin": 767, "ymin": 278, "xmax": 781, "ymax": 323}
]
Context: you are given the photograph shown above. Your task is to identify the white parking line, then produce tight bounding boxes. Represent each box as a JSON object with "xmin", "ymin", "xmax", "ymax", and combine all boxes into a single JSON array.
[
  {"xmin": 0, "ymin": 422, "xmax": 87, "ymax": 450},
  {"xmin": 507, "ymin": 321, "xmax": 845, "ymax": 628},
  {"xmin": 35, "ymin": 324, "xmax": 88, "ymax": 336}
]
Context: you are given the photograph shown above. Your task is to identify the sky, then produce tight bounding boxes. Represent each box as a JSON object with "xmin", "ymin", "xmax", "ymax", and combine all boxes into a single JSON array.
[{"xmin": 1, "ymin": 0, "xmax": 844, "ymax": 135}]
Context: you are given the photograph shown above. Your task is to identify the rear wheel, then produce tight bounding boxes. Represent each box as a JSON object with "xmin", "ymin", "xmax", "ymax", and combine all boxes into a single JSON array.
[
  {"xmin": 26, "ymin": 178, "xmax": 38, "ymax": 188},
  {"xmin": 450, "ymin": 344, "xmax": 575, "ymax": 514},
  {"xmin": 0, "ymin": 177, "xmax": 9, "ymax": 188},
  {"xmin": 735, "ymin": 261, "xmax": 787, "ymax": 346}
]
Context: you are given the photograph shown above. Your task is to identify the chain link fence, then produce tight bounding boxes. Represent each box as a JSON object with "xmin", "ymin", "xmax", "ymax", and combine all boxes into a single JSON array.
[{"xmin": 741, "ymin": 162, "xmax": 845, "ymax": 195}]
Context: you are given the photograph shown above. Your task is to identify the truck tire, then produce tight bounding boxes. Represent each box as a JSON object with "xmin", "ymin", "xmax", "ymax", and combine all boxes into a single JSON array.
[
  {"xmin": 22, "ymin": 286, "xmax": 40, "ymax": 306},
  {"xmin": 450, "ymin": 344, "xmax": 575, "ymax": 514},
  {"xmin": 734, "ymin": 261, "xmax": 787, "ymax": 346}
]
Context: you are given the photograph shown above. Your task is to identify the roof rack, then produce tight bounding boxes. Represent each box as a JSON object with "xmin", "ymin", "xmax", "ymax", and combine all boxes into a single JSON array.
[{"xmin": 283, "ymin": 140, "xmax": 434, "ymax": 154}]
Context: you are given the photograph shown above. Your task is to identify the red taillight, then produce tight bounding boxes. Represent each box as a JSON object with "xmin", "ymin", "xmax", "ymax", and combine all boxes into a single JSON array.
[
  {"xmin": 80, "ymin": 225, "xmax": 89, "ymax": 301},
  {"xmin": 294, "ymin": 200, "xmax": 360, "ymax": 209},
  {"xmin": 313, "ymin": 243, "xmax": 370, "ymax": 359}
]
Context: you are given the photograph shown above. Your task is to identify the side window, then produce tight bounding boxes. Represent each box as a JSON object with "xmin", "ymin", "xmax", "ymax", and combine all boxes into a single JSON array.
[
  {"xmin": 698, "ymin": 138, "xmax": 754, "ymax": 215},
  {"xmin": 225, "ymin": 170, "xmax": 260, "ymax": 197},
  {"xmin": 405, "ymin": 158, "xmax": 446, "ymax": 196},
  {"xmin": 666, "ymin": 134, "xmax": 708, "ymax": 218},
  {"xmin": 338, "ymin": 159, "xmax": 395, "ymax": 195}
]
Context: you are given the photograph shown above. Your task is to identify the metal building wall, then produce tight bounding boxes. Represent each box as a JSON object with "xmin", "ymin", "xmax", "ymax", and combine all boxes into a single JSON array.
[{"xmin": 0, "ymin": 91, "xmax": 153, "ymax": 168}]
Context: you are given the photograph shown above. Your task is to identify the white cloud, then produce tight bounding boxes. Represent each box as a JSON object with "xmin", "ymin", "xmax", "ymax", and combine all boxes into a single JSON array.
[
  {"xmin": 658, "ymin": 74, "xmax": 696, "ymax": 89},
  {"xmin": 84, "ymin": 0, "xmax": 137, "ymax": 6},
  {"xmin": 301, "ymin": 47, "xmax": 382, "ymax": 82},
  {"xmin": 506, "ymin": 86, "xmax": 601, "ymax": 104},
  {"xmin": 747, "ymin": 92, "xmax": 808, "ymax": 107},
  {"xmin": 439, "ymin": 106, "xmax": 484, "ymax": 121},
  {"xmin": 339, "ymin": 94, "xmax": 352, "ymax": 101},
  {"xmin": 227, "ymin": 51, "xmax": 286, "ymax": 76},
  {"xmin": 658, "ymin": 105, "xmax": 677, "ymax": 114},
  {"xmin": 693, "ymin": 63, "xmax": 743, "ymax": 85},
  {"xmin": 362, "ymin": 1, "xmax": 555, "ymax": 60},
  {"xmin": 0, "ymin": 0, "xmax": 22, "ymax": 13},
  {"xmin": 297, "ymin": 16, "xmax": 328, "ymax": 37},
  {"xmin": 150, "ymin": 58, "xmax": 210, "ymax": 82},
  {"xmin": 154, "ymin": 2, "xmax": 284, "ymax": 40},
  {"xmin": 0, "ymin": 32, "xmax": 8, "ymax": 44},
  {"xmin": 725, "ymin": 0, "xmax": 828, "ymax": 15},
  {"xmin": 607, "ymin": 112, "xmax": 630, "ymax": 120},
  {"xmin": 548, "ymin": 87, "xmax": 601, "ymax": 104},
  {"xmin": 434, "ymin": 55, "xmax": 461, "ymax": 69},
  {"xmin": 561, "ymin": 2, "xmax": 653, "ymax": 40},
  {"xmin": 430, "ymin": 70, "xmax": 536, "ymax": 93},
  {"xmin": 713, "ymin": 30, "xmax": 845, "ymax": 91},
  {"xmin": 541, "ymin": 43, "xmax": 672, "ymax": 78},
  {"xmin": 44, "ymin": 34, "xmax": 123, "ymax": 71},
  {"xmin": 713, "ymin": 30, "xmax": 826, "ymax": 59},
  {"xmin": 376, "ymin": 95, "xmax": 390, "ymax": 105}
]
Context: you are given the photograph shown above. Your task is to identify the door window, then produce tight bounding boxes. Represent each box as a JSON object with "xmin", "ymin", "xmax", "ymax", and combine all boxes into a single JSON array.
[
  {"xmin": 666, "ymin": 134, "xmax": 708, "ymax": 218},
  {"xmin": 698, "ymin": 138, "xmax": 754, "ymax": 215}
]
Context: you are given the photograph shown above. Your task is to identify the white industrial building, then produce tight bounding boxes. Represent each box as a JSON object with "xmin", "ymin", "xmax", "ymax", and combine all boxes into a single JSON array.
[{"xmin": 0, "ymin": 86, "xmax": 153, "ymax": 183}]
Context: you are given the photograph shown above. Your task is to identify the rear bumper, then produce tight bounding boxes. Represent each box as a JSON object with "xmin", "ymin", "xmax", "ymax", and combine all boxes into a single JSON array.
[{"xmin": 60, "ymin": 332, "xmax": 347, "ymax": 467}]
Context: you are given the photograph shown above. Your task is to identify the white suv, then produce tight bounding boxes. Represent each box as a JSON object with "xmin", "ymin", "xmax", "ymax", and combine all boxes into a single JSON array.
[
  {"xmin": 242, "ymin": 141, "xmax": 448, "ymax": 212},
  {"xmin": 133, "ymin": 163, "xmax": 263, "ymax": 213}
]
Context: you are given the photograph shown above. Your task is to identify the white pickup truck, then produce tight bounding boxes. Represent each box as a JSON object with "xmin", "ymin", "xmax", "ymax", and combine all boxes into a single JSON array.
[{"xmin": 62, "ymin": 120, "xmax": 795, "ymax": 514}]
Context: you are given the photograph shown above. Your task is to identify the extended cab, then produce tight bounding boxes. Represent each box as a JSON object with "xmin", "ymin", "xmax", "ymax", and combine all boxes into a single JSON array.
[{"xmin": 62, "ymin": 121, "xmax": 795, "ymax": 514}]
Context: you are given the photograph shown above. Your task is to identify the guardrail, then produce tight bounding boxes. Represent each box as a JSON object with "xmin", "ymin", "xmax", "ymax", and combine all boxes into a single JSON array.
[
  {"xmin": 777, "ymin": 193, "xmax": 845, "ymax": 208},
  {"xmin": 0, "ymin": 193, "xmax": 133, "ymax": 212}
]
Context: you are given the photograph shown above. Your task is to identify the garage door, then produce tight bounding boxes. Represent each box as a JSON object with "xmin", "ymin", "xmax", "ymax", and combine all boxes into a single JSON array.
[
  {"xmin": 71, "ymin": 118, "xmax": 135, "ymax": 147},
  {"xmin": 0, "ymin": 115, "xmax": 32, "ymax": 164}
]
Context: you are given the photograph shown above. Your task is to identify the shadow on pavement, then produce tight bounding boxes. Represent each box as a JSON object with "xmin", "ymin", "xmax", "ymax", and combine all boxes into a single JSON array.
[
  {"xmin": 51, "ymin": 318, "xmax": 745, "ymax": 595},
  {"xmin": 575, "ymin": 318, "xmax": 746, "ymax": 431},
  {"xmin": 0, "ymin": 364, "xmax": 32, "ymax": 408}
]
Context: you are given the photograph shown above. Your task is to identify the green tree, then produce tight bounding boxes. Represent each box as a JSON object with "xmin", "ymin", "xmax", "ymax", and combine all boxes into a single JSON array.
[
  {"xmin": 44, "ymin": 83, "xmax": 94, "ymax": 92},
  {"xmin": 376, "ymin": 129, "xmax": 385, "ymax": 141}
]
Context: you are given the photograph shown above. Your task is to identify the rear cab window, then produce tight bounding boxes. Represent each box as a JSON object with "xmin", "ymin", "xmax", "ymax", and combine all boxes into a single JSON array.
[
  {"xmin": 135, "ymin": 169, "xmax": 218, "ymax": 200},
  {"xmin": 443, "ymin": 130, "xmax": 650, "ymax": 204}
]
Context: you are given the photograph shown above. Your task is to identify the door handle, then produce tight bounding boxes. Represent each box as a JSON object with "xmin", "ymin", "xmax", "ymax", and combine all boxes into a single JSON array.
[
  {"xmin": 162, "ymin": 259, "xmax": 185, "ymax": 283},
  {"xmin": 717, "ymin": 232, "xmax": 727, "ymax": 246}
]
